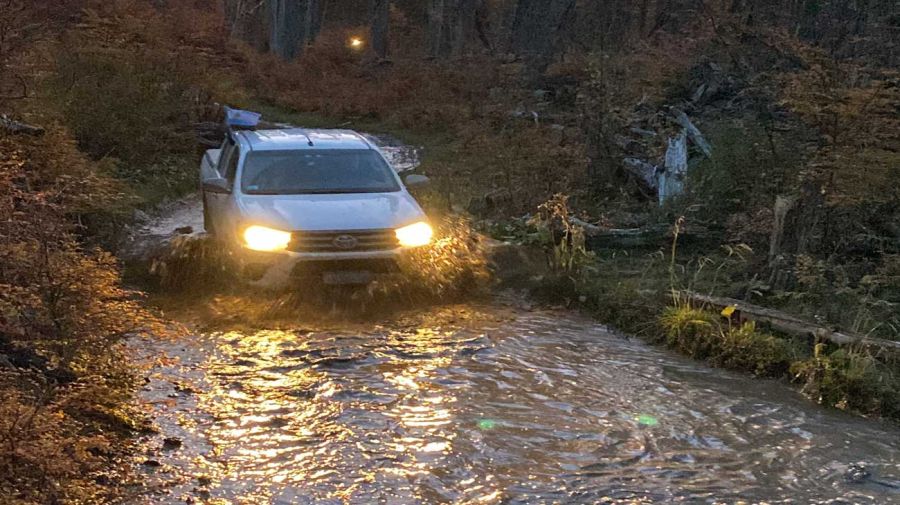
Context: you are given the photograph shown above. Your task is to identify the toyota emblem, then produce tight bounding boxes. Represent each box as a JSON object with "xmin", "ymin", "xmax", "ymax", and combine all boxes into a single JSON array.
[{"xmin": 333, "ymin": 235, "xmax": 359, "ymax": 250}]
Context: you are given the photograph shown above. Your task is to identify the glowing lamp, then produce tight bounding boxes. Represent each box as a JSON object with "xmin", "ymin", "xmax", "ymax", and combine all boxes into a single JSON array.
[
  {"xmin": 395, "ymin": 222, "xmax": 433, "ymax": 248},
  {"xmin": 243, "ymin": 225, "xmax": 291, "ymax": 252}
]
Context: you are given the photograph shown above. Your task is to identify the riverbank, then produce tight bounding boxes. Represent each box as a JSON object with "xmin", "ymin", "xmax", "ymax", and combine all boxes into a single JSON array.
[{"xmin": 487, "ymin": 228, "xmax": 900, "ymax": 422}]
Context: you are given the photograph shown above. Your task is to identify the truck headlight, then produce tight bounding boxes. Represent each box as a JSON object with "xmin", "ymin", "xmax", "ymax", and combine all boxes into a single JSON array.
[
  {"xmin": 396, "ymin": 221, "xmax": 433, "ymax": 248},
  {"xmin": 243, "ymin": 225, "xmax": 291, "ymax": 252}
]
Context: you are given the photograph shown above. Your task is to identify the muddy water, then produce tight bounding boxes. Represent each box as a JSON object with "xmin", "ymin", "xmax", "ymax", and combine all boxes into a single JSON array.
[{"xmin": 131, "ymin": 301, "xmax": 900, "ymax": 504}]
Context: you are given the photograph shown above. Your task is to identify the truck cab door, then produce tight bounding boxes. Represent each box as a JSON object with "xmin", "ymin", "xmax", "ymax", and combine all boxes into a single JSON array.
[{"xmin": 205, "ymin": 137, "xmax": 240, "ymax": 240}]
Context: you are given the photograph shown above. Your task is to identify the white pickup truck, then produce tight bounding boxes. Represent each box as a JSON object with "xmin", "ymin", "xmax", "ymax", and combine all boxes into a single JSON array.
[{"xmin": 200, "ymin": 120, "xmax": 432, "ymax": 286}]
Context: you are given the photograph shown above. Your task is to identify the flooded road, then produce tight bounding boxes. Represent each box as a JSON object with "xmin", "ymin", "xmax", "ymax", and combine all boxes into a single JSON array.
[{"xmin": 132, "ymin": 300, "xmax": 900, "ymax": 504}]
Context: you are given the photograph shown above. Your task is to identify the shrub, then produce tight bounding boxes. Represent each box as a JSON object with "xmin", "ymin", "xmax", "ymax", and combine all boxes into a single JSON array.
[
  {"xmin": 46, "ymin": 1, "xmax": 246, "ymax": 202},
  {"xmin": 714, "ymin": 321, "xmax": 797, "ymax": 376},
  {"xmin": 1, "ymin": 129, "xmax": 160, "ymax": 503},
  {"xmin": 51, "ymin": 48, "xmax": 197, "ymax": 168},
  {"xmin": 792, "ymin": 345, "xmax": 900, "ymax": 419},
  {"xmin": 660, "ymin": 306, "xmax": 797, "ymax": 376},
  {"xmin": 684, "ymin": 123, "xmax": 807, "ymax": 226},
  {"xmin": 659, "ymin": 305, "xmax": 719, "ymax": 358}
]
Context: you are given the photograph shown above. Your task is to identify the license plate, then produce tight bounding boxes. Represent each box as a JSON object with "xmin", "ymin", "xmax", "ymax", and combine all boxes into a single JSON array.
[{"xmin": 322, "ymin": 271, "xmax": 374, "ymax": 285}]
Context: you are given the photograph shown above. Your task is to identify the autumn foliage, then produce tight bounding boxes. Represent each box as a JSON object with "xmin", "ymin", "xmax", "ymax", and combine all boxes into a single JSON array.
[{"xmin": 0, "ymin": 1, "xmax": 898, "ymax": 500}]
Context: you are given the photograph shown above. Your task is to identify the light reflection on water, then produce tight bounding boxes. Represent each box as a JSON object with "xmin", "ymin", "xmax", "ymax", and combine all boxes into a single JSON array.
[{"xmin": 134, "ymin": 303, "xmax": 900, "ymax": 504}]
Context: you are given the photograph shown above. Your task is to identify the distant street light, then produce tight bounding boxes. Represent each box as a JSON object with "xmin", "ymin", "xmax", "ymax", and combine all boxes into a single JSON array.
[{"xmin": 349, "ymin": 37, "xmax": 364, "ymax": 50}]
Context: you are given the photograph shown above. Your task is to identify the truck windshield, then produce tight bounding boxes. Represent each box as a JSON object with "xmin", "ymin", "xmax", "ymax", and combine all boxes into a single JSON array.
[{"xmin": 241, "ymin": 149, "xmax": 400, "ymax": 194}]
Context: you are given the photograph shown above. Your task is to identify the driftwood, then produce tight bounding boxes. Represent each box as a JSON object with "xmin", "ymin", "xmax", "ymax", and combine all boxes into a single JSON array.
[
  {"xmin": 768, "ymin": 194, "xmax": 799, "ymax": 263},
  {"xmin": 570, "ymin": 218, "xmax": 709, "ymax": 249},
  {"xmin": 0, "ymin": 115, "xmax": 44, "ymax": 136},
  {"xmin": 623, "ymin": 157, "xmax": 659, "ymax": 190},
  {"xmin": 659, "ymin": 131, "xmax": 687, "ymax": 203},
  {"xmin": 684, "ymin": 291, "xmax": 900, "ymax": 353},
  {"xmin": 629, "ymin": 127, "xmax": 657, "ymax": 138},
  {"xmin": 194, "ymin": 121, "xmax": 226, "ymax": 147},
  {"xmin": 673, "ymin": 109, "xmax": 712, "ymax": 157},
  {"xmin": 586, "ymin": 225, "xmax": 672, "ymax": 248}
]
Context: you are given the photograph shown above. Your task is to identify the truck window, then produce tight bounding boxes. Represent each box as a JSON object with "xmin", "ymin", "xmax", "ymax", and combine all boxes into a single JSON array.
[
  {"xmin": 224, "ymin": 146, "xmax": 240, "ymax": 188},
  {"xmin": 217, "ymin": 138, "xmax": 235, "ymax": 176},
  {"xmin": 241, "ymin": 149, "xmax": 400, "ymax": 195}
]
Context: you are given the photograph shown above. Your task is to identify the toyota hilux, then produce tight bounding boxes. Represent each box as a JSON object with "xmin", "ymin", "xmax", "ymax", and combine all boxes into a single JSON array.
[{"xmin": 200, "ymin": 116, "xmax": 431, "ymax": 287}]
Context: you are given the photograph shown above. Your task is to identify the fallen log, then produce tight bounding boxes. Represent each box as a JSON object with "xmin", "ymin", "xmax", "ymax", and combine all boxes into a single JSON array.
[
  {"xmin": 623, "ymin": 157, "xmax": 659, "ymax": 190},
  {"xmin": 570, "ymin": 219, "xmax": 710, "ymax": 249},
  {"xmin": 683, "ymin": 291, "xmax": 900, "ymax": 353},
  {"xmin": 672, "ymin": 109, "xmax": 712, "ymax": 158},
  {"xmin": 0, "ymin": 115, "xmax": 44, "ymax": 136},
  {"xmin": 585, "ymin": 225, "xmax": 671, "ymax": 249}
]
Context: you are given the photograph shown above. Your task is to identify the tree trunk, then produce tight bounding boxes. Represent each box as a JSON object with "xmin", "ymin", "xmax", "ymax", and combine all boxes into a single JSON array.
[
  {"xmin": 473, "ymin": 0, "xmax": 493, "ymax": 52},
  {"xmin": 426, "ymin": 0, "xmax": 445, "ymax": 58},
  {"xmin": 308, "ymin": 0, "xmax": 322, "ymax": 43},
  {"xmin": 638, "ymin": 0, "xmax": 650, "ymax": 34},
  {"xmin": 370, "ymin": 0, "xmax": 390, "ymax": 59},
  {"xmin": 269, "ymin": 0, "xmax": 308, "ymax": 60},
  {"xmin": 510, "ymin": 0, "xmax": 576, "ymax": 70},
  {"xmin": 426, "ymin": 0, "xmax": 485, "ymax": 59},
  {"xmin": 450, "ymin": 0, "xmax": 476, "ymax": 57}
]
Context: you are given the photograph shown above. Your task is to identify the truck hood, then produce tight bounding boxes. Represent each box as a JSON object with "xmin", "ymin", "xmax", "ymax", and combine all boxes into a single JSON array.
[{"xmin": 237, "ymin": 191, "xmax": 426, "ymax": 232}]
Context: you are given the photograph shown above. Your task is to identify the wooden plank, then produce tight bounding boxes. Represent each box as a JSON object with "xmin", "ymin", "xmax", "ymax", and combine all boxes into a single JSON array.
[{"xmin": 683, "ymin": 291, "xmax": 900, "ymax": 353}]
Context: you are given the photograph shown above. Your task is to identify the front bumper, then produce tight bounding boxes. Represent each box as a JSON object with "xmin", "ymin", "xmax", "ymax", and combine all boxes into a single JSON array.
[
  {"xmin": 240, "ymin": 247, "xmax": 404, "ymax": 287},
  {"xmin": 242, "ymin": 246, "xmax": 403, "ymax": 264}
]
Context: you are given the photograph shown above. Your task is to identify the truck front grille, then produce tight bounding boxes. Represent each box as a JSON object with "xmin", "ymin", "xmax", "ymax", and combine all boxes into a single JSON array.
[{"xmin": 288, "ymin": 229, "xmax": 399, "ymax": 253}]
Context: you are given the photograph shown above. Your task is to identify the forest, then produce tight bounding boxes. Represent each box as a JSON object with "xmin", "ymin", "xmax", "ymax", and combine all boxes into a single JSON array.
[{"xmin": 1, "ymin": 0, "xmax": 898, "ymax": 502}]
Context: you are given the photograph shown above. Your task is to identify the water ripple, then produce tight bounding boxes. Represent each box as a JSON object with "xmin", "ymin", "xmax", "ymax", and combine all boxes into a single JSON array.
[{"xmin": 133, "ymin": 303, "xmax": 900, "ymax": 504}]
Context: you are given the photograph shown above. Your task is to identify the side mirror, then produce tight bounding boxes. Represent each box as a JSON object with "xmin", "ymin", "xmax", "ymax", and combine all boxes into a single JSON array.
[
  {"xmin": 404, "ymin": 174, "xmax": 430, "ymax": 189},
  {"xmin": 202, "ymin": 177, "xmax": 231, "ymax": 194}
]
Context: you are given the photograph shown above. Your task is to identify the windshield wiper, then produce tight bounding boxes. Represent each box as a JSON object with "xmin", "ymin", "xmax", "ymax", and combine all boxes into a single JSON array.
[{"xmin": 300, "ymin": 188, "xmax": 390, "ymax": 194}]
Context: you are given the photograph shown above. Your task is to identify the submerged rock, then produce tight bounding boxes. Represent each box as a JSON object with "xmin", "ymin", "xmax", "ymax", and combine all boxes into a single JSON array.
[
  {"xmin": 845, "ymin": 462, "xmax": 871, "ymax": 484},
  {"xmin": 162, "ymin": 437, "xmax": 183, "ymax": 451}
]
